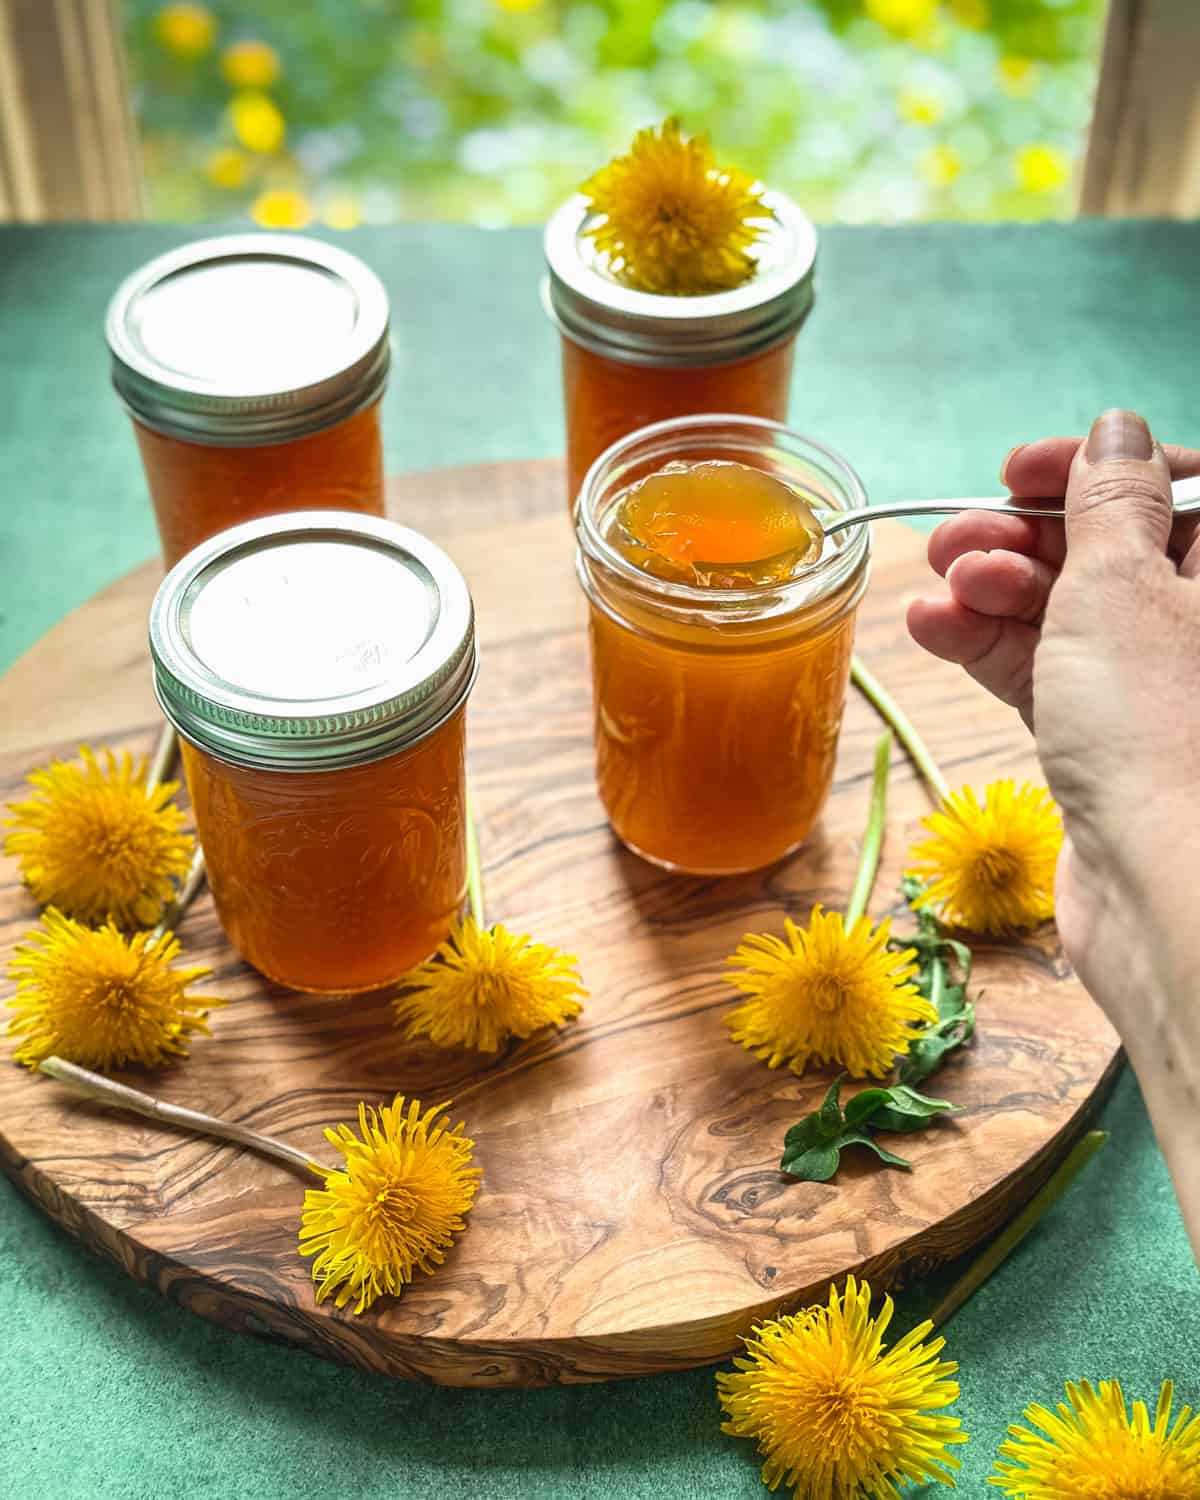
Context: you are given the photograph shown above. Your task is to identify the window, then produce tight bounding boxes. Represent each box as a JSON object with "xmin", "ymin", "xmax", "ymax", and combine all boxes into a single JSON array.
[{"xmin": 123, "ymin": 0, "xmax": 1108, "ymax": 231}]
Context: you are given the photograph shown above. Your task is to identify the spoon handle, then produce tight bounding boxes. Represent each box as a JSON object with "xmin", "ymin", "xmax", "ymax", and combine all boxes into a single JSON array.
[{"xmin": 823, "ymin": 473, "xmax": 1200, "ymax": 535}]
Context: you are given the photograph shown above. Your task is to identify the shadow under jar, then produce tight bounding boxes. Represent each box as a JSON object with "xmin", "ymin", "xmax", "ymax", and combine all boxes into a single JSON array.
[
  {"xmin": 149, "ymin": 512, "xmax": 476, "ymax": 994},
  {"xmin": 543, "ymin": 192, "xmax": 817, "ymax": 511},
  {"xmin": 575, "ymin": 415, "xmax": 870, "ymax": 877},
  {"xmin": 107, "ymin": 235, "xmax": 390, "ymax": 567}
]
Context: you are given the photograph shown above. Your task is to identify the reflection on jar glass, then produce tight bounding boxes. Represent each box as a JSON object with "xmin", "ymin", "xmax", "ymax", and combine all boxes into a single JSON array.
[
  {"xmin": 108, "ymin": 235, "xmax": 390, "ymax": 566},
  {"xmin": 150, "ymin": 511, "xmax": 476, "ymax": 994},
  {"xmin": 544, "ymin": 193, "xmax": 816, "ymax": 511},
  {"xmin": 575, "ymin": 414, "xmax": 870, "ymax": 877}
]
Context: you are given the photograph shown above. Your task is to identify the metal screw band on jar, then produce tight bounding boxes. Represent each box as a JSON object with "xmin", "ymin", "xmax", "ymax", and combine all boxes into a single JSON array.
[
  {"xmin": 542, "ymin": 191, "xmax": 817, "ymax": 368},
  {"xmin": 106, "ymin": 234, "xmax": 391, "ymax": 447},
  {"xmin": 149, "ymin": 511, "xmax": 477, "ymax": 772}
]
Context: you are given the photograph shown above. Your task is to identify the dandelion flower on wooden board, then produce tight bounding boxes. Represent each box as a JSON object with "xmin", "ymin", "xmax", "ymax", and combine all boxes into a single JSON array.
[
  {"xmin": 6, "ymin": 909, "xmax": 221, "ymax": 1071},
  {"xmin": 725, "ymin": 906, "xmax": 934, "ymax": 1080},
  {"xmin": 717, "ymin": 1275, "xmax": 967, "ymax": 1498},
  {"xmin": 907, "ymin": 780, "xmax": 1062, "ymax": 935},
  {"xmin": 4, "ymin": 745, "xmax": 194, "ymax": 928},
  {"xmin": 989, "ymin": 1378, "xmax": 1200, "ymax": 1499},
  {"xmin": 299, "ymin": 1097, "xmax": 480, "ymax": 1315},
  {"xmin": 392, "ymin": 916, "xmax": 585, "ymax": 1052},
  {"xmin": 580, "ymin": 117, "xmax": 768, "ymax": 296}
]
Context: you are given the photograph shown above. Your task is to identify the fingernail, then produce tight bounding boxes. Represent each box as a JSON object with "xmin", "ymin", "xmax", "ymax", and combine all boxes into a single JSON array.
[
  {"xmin": 999, "ymin": 445, "xmax": 1021, "ymax": 487},
  {"xmin": 1086, "ymin": 408, "xmax": 1153, "ymax": 463}
]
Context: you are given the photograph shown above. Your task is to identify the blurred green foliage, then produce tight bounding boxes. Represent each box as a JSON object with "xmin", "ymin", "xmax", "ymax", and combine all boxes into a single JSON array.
[{"xmin": 126, "ymin": 0, "xmax": 1106, "ymax": 230}]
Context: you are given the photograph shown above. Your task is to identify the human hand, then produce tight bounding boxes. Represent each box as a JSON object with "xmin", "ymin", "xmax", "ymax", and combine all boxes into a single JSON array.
[{"xmin": 907, "ymin": 412, "xmax": 1200, "ymax": 1005}]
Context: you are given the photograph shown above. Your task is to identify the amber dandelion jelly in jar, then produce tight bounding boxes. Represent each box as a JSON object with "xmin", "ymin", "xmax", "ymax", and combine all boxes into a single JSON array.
[
  {"xmin": 543, "ymin": 120, "xmax": 817, "ymax": 510},
  {"xmin": 107, "ymin": 235, "xmax": 390, "ymax": 566},
  {"xmin": 575, "ymin": 414, "xmax": 870, "ymax": 876},
  {"xmin": 149, "ymin": 512, "xmax": 476, "ymax": 994}
]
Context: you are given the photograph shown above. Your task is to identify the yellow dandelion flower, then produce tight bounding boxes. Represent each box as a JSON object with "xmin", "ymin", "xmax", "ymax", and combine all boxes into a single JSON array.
[
  {"xmin": 251, "ymin": 188, "xmax": 312, "ymax": 230},
  {"xmin": 205, "ymin": 147, "xmax": 248, "ymax": 190},
  {"xmin": 221, "ymin": 39, "xmax": 281, "ymax": 90},
  {"xmin": 321, "ymin": 193, "xmax": 363, "ymax": 231},
  {"xmin": 724, "ymin": 906, "xmax": 933, "ymax": 1080},
  {"xmin": 299, "ymin": 1096, "xmax": 480, "ymax": 1314},
  {"xmin": 990, "ymin": 1378, "xmax": 1200, "ymax": 1498},
  {"xmin": 392, "ymin": 916, "xmax": 585, "ymax": 1053},
  {"xmin": 921, "ymin": 144, "xmax": 963, "ymax": 188},
  {"xmin": 718, "ymin": 1275, "xmax": 967, "ymax": 1498},
  {"xmin": 1015, "ymin": 144, "xmax": 1070, "ymax": 195},
  {"xmin": 951, "ymin": 0, "xmax": 990, "ymax": 28},
  {"xmin": 898, "ymin": 89, "xmax": 945, "ymax": 126},
  {"xmin": 230, "ymin": 91, "xmax": 285, "ymax": 154},
  {"xmin": 6, "ymin": 909, "xmax": 220, "ymax": 1071},
  {"xmin": 997, "ymin": 55, "xmax": 1038, "ymax": 98},
  {"xmin": 580, "ymin": 117, "xmax": 768, "ymax": 296},
  {"xmin": 866, "ymin": 0, "xmax": 938, "ymax": 39},
  {"xmin": 4, "ymin": 745, "xmax": 194, "ymax": 929},
  {"xmin": 908, "ymin": 780, "xmax": 1062, "ymax": 934},
  {"xmin": 154, "ymin": 2, "xmax": 215, "ymax": 59}
]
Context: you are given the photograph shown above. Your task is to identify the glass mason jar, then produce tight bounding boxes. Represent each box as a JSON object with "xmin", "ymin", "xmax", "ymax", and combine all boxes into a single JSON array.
[
  {"xmin": 543, "ymin": 192, "xmax": 817, "ymax": 510},
  {"xmin": 149, "ymin": 511, "xmax": 476, "ymax": 994},
  {"xmin": 575, "ymin": 415, "xmax": 870, "ymax": 876},
  {"xmin": 107, "ymin": 235, "xmax": 390, "ymax": 567}
]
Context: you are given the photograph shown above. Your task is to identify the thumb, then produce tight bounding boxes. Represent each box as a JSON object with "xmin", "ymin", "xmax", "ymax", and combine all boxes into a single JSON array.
[{"xmin": 1065, "ymin": 409, "xmax": 1174, "ymax": 563}]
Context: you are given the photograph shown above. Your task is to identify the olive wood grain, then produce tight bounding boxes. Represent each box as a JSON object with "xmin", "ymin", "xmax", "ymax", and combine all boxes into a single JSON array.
[{"xmin": 0, "ymin": 460, "xmax": 1120, "ymax": 1387}]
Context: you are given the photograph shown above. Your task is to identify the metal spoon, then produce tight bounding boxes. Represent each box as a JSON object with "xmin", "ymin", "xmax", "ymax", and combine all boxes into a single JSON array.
[{"xmin": 820, "ymin": 472, "xmax": 1200, "ymax": 536}]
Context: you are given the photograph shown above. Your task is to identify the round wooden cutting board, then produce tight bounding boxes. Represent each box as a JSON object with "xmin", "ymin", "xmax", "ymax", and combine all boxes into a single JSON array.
[{"xmin": 0, "ymin": 461, "xmax": 1120, "ymax": 1387}]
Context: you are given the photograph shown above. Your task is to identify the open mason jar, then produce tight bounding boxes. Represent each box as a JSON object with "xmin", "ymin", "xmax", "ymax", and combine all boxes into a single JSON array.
[
  {"xmin": 108, "ymin": 235, "xmax": 390, "ymax": 566},
  {"xmin": 544, "ymin": 193, "xmax": 816, "ymax": 511},
  {"xmin": 575, "ymin": 415, "xmax": 870, "ymax": 876},
  {"xmin": 149, "ymin": 511, "xmax": 476, "ymax": 994}
]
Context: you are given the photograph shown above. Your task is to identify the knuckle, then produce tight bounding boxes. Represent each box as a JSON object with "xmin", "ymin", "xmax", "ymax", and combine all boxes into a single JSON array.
[{"xmin": 1073, "ymin": 473, "xmax": 1170, "ymax": 519}]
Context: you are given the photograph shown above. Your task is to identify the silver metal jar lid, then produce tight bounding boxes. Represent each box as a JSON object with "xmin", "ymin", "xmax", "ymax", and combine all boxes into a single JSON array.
[
  {"xmin": 543, "ymin": 190, "xmax": 816, "ymax": 368},
  {"xmin": 106, "ymin": 234, "xmax": 390, "ymax": 446},
  {"xmin": 149, "ymin": 511, "xmax": 476, "ymax": 772}
]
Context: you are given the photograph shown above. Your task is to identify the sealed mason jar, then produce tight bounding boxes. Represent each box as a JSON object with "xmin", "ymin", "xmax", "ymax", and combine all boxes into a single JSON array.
[
  {"xmin": 149, "ymin": 511, "xmax": 476, "ymax": 994},
  {"xmin": 107, "ymin": 235, "xmax": 390, "ymax": 566},
  {"xmin": 575, "ymin": 415, "xmax": 869, "ymax": 876},
  {"xmin": 544, "ymin": 193, "xmax": 816, "ymax": 511}
]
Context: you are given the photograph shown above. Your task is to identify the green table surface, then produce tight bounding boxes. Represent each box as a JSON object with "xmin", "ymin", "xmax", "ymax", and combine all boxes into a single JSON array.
[{"xmin": 0, "ymin": 221, "xmax": 1197, "ymax": 1499}]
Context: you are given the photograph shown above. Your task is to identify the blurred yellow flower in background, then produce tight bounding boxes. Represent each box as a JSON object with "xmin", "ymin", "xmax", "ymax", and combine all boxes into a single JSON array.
[
  {"xmin": 899, "ymin": 89, "xmax": 945, "ymax": 126},
  {"xmin": 205, "ymin": 147, "xmax": 248, "ymax": 190},
  {"xmin": 495, "ymin": 0, "xmax": 544, "ymax": 12},
  {"xmin": 321, "ymin": 195, "xmax": 364, "ymax": 231},
  {"xmin": 950, "ymin": 0, "xmax": 989, "ymax": 27},
  {"xmin": 252, "ymin": 188, "xmax": 313, "ymax": 229},
  {"xmin": 154, "ymin": 2, "xmax": 215, "ymax": 59},
  {"xmin": 1015, "ymin": 143, "xmax": 1070, "ymax": 195},
  {"xmin": 222, "ymin": 39, "xmax": 282, "ymax": 90},
  {"xmin": 866, "ymin": 0, "xmax": 938, "ymax": 39},
  {"xmin": 230, "ymin": 91, "xmax": 285, "ymax": 154},
  {"xmin": 921, "ymin": 144, "xmax": 963, "ymax": 187},
  {"xmin": 997, "ymin": 55, "xmax": 1037, "ymax": 98}
]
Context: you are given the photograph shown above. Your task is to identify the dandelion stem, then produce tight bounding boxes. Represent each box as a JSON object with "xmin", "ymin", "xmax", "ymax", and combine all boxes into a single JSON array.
[
  {"xmin": 152, "ymin": 845, "xmax": 207, "ymax": 943},
  {"xmin": 851, "ymin": 656, "xmax": 950, "ymax": 806},
  {"xmin": 38, "ymin": 1055, "xmax": 334, "ymax": 1178},
  {"xmin": 465, "ymin": 785, "xmax": 485, "ymax": 928},
  {"xmin": 929, "ymin": 1129, "xmax": 1109, "ymax": 1329},
  {"xmin": 146, "ymin": 723, "xmax": 178, "ymax": 793},
  {"xmin": 845, "ymin": 731, "xmax": 892, "ymax": 930}
]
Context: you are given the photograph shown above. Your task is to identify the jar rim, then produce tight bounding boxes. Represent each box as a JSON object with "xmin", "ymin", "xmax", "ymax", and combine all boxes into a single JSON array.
[
  {"xmin": 107, "ymin": 234, "xmax": 391, "ymax": 446},
  {"xmin": 575, "ymin": 413, "xmax": 871, "ymax": 615},
  {"xmin": 543, "ymin": 192, "xmax": 816, "ymax": 367}
]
